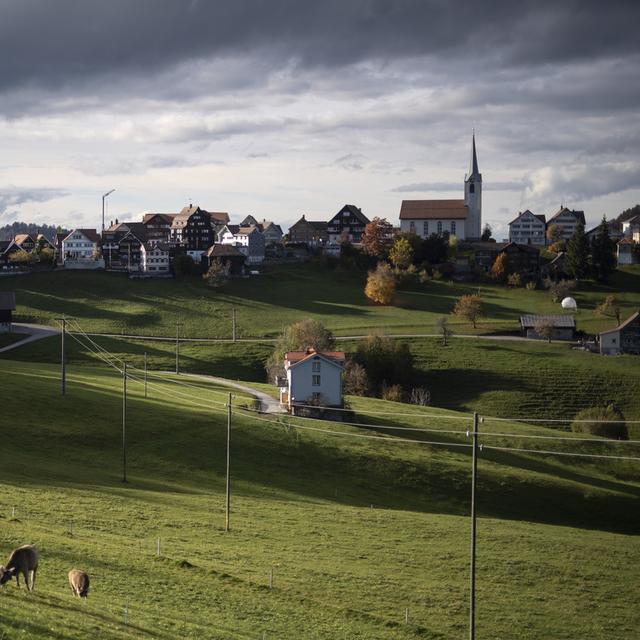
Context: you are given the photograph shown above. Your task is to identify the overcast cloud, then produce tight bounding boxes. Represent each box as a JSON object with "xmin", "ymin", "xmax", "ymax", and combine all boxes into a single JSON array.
[{"xmin": 0, "ymin": 0, "xmax": 639, "ymax": 238}]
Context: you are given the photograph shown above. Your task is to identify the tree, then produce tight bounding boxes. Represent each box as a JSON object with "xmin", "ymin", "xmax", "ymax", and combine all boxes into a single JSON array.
[
  {"xmin": 364, "ymin": 263, "xmax": 396, "ymax": 305},
  {"xmin": 572, "ymin": 404, "xmax": 628, "ymax": 440},
  {"xmin": 546, "ymin": 224, "xmax": 563, "ymax": 245},
  {"xmin": 266, "ymin": 318, "xmax": 335, "ymax": 381},
  {"xmin": 419, "ymin": 233, "xmax": 448, "ymax": 265},
  {"xmin": 434, "ymin": 316, "xmax": 452, "ymax": 346},
  {"xmin": 490, "ymin": 252, "xmax": 508, "ymax": 282},
  {"xmin": 203, "ymin": 259, "xmax": 231, "ymax": 288},
  {"xmin": 172, "ymin": 254, "xmax": 197, "ymax": 276},
  {"xmin": 352, "ymin": 334, "xmax": 414, "ymax": 396},
  {"xmin": 590, "ymin": 216, "xmax": 616, "ymax": 282},
  {"xmin": 38, "ymin": 248, "xmax": 55, "ymax": 264},
  {"xmin": 409, "ymin": 387, "xmax": 431, "ymax": 406},
  {"xmin": 543, "ymin": 277, "xmax": 576, "ymax": 303},
  {"xmin": 343, "ymin": 361, "xmax": 369, "ymax": 396},
  {"xmin": 565, "ymin": 222, "xmax": 590, "ymax": 279},
  {"xmin": 533, "ymin": 319, "xmax": 555, "ymax": 343},
  {"xmin": 361, "ymin": 217, "xmax": 393, "ymax": 258},
  {"xmin": 453, "ymin": 294, "xmax": 483, "ymax": 329},
  {"xmin": 596, "ymin": 295, "xmax": 621, "ymax": 325},
  {"xmin": 481, "ymin": 224, "xmax": 493, "ymax": 242},
  {"xmin": 388, "ymin": 237, "xmax": 413, "ymax": 270}
]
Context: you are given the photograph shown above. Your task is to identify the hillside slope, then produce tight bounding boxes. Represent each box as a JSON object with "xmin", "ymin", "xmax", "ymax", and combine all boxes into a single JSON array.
[{"xmin": 1, "ymin": 359, "xmax": 639, "ymax": 639}]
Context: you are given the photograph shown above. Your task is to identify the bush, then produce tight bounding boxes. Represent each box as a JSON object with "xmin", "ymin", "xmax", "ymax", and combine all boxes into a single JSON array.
[
  {"xmin": 352, "ymin": 334, "xmax": 414, "ymax": 396},
  {"xmin": 571, "ymin": 404, "xmax": 628, "ymax": 440},
  {"xmin": 381, "ymin": 383, "xmax": 404, "ymax": 403},
  {"xmin": 543, "ymin": 277, "xmax": 576, "ymax": 302},
  {"xmin": 202, "ymin": 259, "xmax": 230, "ymax": 287},
  {"xmin": 525, "ymin": 280, "xmax": 537, "ymax": 291},
  {"xmin": 418, "ymin": 269, "xmax": 429, "ymax": 283},
  {"xmin": 507, "ymin": 272, "xmax": 522, "ymax": 287},
  {"xmin": 172, "ymin": 254, "xmax": 199, "ymax": 276},
  {"xmin": 409, "ymin": 387, "xmax": 431, "ymax": 406},
  {"xmin": 431, "ymin": 268, "xmax": 443, "ymax": 280},
  {"xmin": 364, "ymin": 262, "xmax": 396, "ymax": 305},
  {"xmin": 343, "ymin": 361, "xmax": 369, "ymax": 396}
]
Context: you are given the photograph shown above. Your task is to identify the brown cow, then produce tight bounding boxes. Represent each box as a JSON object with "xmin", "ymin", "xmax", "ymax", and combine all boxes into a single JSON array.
[
  {"xmin": 68, "ymin": 569, "xmax": 90, "ymax": 598},
  {"xmin": 0, "ymin": 544, "xmax": 39, "ymax": 591}
]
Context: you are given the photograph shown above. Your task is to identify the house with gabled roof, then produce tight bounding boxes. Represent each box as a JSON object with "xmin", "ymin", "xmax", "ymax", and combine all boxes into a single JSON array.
[
  {"xmin": 600, "ymin": 311, "xmax": 640, "ymax": 355},
  {"xmin": 547, "ymin": 207, "xmax": 586, "ymax": 241},
  {"xmin": 277, "ymin": 348, "xmax": 346, "ymax": 410},
  {"xmin": 327, "ymin": 205, "xmax": 370, "ymax": 245},
  {"xmin": 62, "ymin": 229, "xmax": 100, "ymax": 262},
  {"xmin": 508, "ymin": 210, "xmax": 547, "ymax": 246},
  {"xmin": 520, "ymin": 314, "xmax": 576, "ymax": 341},
  {"xmin": 288, "ymin": 215, "xmax": 328, "ymax": 246},
  {"xmin": 217, "ymin": 224, "xmax": 265, "ymax": 264}
]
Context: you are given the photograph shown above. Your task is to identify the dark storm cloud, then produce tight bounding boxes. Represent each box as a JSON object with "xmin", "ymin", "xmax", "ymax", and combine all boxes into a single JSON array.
[
  {"xmin": 0, "ymin": 187, "xmax": 69, "ymax": 214},
  {"xmin": 0, "ymin": 1, "xmax": 638, "ymax": 95}
]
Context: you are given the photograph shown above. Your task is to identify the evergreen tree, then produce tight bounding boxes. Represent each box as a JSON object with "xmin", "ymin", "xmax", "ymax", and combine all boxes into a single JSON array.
[
  {"xmin": 565, "ymin": 222, "xmax": 590, "ymax": 279},
  {"xmin": 590, "ymin": 216, "xmax": 616, "ymax": 282}
]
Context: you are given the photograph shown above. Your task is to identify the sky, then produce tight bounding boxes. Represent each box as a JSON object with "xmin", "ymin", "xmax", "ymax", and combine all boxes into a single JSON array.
[{"xmin": 1, "ymin": 0, "xmax": 639, "ymax": 240}]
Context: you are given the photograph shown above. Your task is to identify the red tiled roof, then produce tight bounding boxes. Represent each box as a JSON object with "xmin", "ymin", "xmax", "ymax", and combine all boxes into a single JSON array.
[
  {"xmin": 400, "ymin": 200, "xmax": 468, "ymax": 220},
  {"xmin": 285, "ymin": 349, "xmax": 346, "ymax": 366}
]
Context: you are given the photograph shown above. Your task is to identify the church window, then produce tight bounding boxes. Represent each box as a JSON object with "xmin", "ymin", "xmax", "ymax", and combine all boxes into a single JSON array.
[{"xmin": 469, "ymin": 184, "xmax": 475, "ymax": 194}]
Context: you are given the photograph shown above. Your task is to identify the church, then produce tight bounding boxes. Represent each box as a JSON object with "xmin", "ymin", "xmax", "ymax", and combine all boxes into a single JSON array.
[{"xmin": 399, "ymin": 135, "xmax": 482, "ymax": 241}]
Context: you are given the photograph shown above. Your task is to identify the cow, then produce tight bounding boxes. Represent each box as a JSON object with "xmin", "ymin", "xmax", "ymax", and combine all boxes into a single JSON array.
[
  {"xmin": 0, "ymin": 544, "xmax": 39, "ymax": 591},
  {"xmin": 68, "ymin": 569, "xmax": 90, "ymax": 598}
]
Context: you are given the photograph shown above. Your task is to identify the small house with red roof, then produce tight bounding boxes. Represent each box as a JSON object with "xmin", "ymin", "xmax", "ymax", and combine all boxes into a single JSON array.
[{"xmin": 278, "ymin": 348, "xmax": 345, "ymax": 410}]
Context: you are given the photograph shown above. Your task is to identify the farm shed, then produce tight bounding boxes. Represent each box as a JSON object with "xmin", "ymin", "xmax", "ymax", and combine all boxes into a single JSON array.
[{"xmin": 520, "ymin": 314, "xmax": 575, "ymax": 341}]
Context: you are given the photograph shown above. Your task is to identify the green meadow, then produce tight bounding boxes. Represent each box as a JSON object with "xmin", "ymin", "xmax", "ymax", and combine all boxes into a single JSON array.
[
  {"xmin": 1, "ymin": 264, "xmax": 639, "ymax": 338},
  {"xmin": 0, "ymin": 359, "xmax": 639, "ymax": 639}
]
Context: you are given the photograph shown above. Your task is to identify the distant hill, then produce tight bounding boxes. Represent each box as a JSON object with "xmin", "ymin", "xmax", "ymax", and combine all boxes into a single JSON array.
[
  {"xmin": 613, "ymin": 204, "xmax": 640, "ymax": 228},
  {"xmin": 0, "ymin": 221, "xmax": 65, "ymax": 241}
]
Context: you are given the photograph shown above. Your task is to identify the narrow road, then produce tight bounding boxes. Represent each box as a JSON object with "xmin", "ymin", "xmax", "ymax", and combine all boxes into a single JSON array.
[
  {"xmin": 176, "ymin": 372, "xmax": 284, "ymax": 414},
  {"xmin": 0, "ymin": 323, "xmax": 59, "ymax": 354}
]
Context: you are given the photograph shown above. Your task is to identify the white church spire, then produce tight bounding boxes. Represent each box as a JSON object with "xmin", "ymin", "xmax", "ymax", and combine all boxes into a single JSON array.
[{"xmin": 464, "ymin": 133, "xmax": 482, "ymax": 239}]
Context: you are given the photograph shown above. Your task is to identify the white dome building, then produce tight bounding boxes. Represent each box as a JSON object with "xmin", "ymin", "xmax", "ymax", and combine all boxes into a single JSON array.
[{"xmin": 561, "ymin": 296, "xmax": 577, "ymax": 311}]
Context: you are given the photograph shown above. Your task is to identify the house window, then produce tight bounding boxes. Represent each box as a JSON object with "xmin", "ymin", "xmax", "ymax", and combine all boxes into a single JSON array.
[
  {"xmin": 312, "ymin": 360, "xmax": 321, "ymax": 372},
  {"xmin": 423, "ymin": 221, "xmax": 428, "ymax": 236},
  {"xmin": 409, "ymin": 221, "xmax": 415, "ymax": 233},
  {"xmin": 312, "ymin": 375, "xmax": 321, "ymax": 386},
  {"xmin": 437, "ymin": 221, "xmax": 442, "ymax": 234},
  {"xmin": 451, "ymin": 221, "xmax": 456, "ymax": 235}
]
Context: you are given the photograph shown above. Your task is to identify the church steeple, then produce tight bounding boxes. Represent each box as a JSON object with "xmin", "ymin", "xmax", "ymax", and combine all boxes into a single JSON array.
[
  {"xmin": 464, "ymin": 132, "xmax": 482, "ymax": 239},
  {"xmin": 469, "ymin": 131, "xmax": 480, "ymax": 178}
]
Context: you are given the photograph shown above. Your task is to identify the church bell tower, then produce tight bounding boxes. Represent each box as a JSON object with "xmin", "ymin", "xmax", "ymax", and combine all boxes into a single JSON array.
[{"xmin": 464, "ymin": 133, "xmax": 482, "ymax": 239}]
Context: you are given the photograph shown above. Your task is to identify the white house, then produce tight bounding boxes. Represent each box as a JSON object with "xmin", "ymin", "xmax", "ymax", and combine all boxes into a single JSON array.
[
  {"xmin": 140, "ymin": 242, "xmax": 171, "ymax": 274},
  {"xmin": 218, "ymin": 224, "xmax": 265, "ymax": 264},
  {"xmin": 62, "ymin": 229, "xmax": 100, "ymax": 262},
  {"xmin": 278, "ymin": 348, "xmax": 345, "ymax": 410},
  {"xmin": 508, "ymin": 210, "xmax": 547, "ymax": 245},
  {"xmin": 399, "ymin": 134, "xmax": 482, "ymax": 240},
  {"xmin": 546, "ymin": 207, "xmax": 586, "ymax": 241},
  {"xmin": 622, "ymin": 215, "xmax": 640, "ymax": 242}
]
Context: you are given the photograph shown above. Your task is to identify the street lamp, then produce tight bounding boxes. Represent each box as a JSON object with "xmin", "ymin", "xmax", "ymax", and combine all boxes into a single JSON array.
[{"xmin": 102, "ymin": 189, "xmax": 116, "ymax": 236}]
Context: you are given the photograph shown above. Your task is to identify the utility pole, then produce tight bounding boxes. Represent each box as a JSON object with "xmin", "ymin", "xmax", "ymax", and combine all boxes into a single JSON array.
[
  {"xmin": 469, "ymin": 412, "xmax": 479, "ymax": 640},
  {"xmin": 175, "ymin": 321, "xmax": 182, "ymax": 375},
  {"xmin": 144, "ymin": 352, "xmax": 148, "ymax": 399},
  {"xmin": 122, "ymin": 362, "xmax": 128, "ymax": 483},
  {"xmin": 60, "ymin": 315, "xmax": 66, "ymax": 395},
  {"xmin": 232, "ymin": 308, "xmax": 237, "ymax": 342},
  {"xmin": 225, "ymin": 392, "xmax": 232, "ymax": 532}
]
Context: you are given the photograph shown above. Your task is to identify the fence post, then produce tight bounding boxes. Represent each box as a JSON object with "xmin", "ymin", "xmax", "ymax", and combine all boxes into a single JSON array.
[
  {"xmin": 469, "ymin": 412, "xmax": 479, "ymax": 640},
  {"xmin": 225, "ymin": 392, "xmax": 231, "ymax": 532}
]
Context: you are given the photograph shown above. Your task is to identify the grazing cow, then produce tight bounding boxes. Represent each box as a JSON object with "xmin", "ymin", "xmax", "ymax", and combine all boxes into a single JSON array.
[
  {"xmin": 0, "ymin": 544, "xmax": 39, "ymax": 591},
  {"xmin": 68, "ymin": 569, "xmax": 90, "ymax": 598}
]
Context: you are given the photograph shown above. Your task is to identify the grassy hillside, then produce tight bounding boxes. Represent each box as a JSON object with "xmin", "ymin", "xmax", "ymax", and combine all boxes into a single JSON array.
[
  {"xmin": 7, "ymin": 333, "xmax": 640, "ymax": 428},
  {"xmin": 1, "ymin": 358, "xmax": 639, "ymax": 639},
  {"xmin": 2, "ymin": 264, "xmax": 639, "ymax": 338}
]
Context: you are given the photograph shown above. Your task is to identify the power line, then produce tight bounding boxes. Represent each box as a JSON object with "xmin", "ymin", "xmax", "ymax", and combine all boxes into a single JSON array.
[{"xmin": 482, "ymin": 444, "xmax": 640, "ymax": 462}]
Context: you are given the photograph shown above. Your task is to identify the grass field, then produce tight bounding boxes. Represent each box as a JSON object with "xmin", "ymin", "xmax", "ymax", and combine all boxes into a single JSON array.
[
  {"xmin": 1, "ymin": 358, "xmax": 639, "ymax": 639},
  {"xmin": 7, "ymin": 332, "xmax": 640, "ymax": 429},
  {"xmin": 0, "ymin": 333, "xmax": 25, "ymax": 349},
  {"xmin": 1, "ymin": 264, "xmax": 639, "ymax": 338}
]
